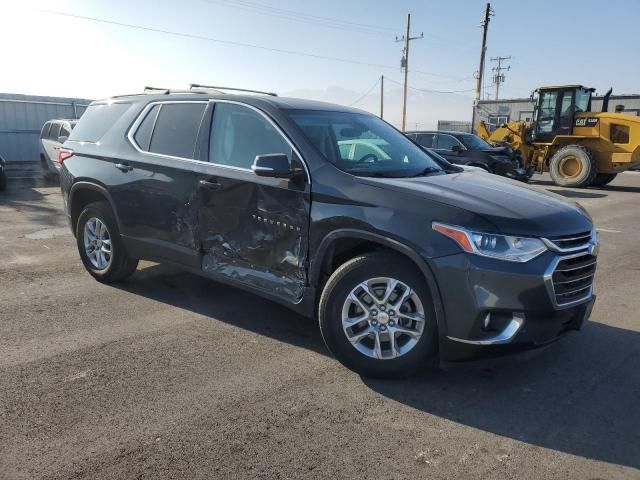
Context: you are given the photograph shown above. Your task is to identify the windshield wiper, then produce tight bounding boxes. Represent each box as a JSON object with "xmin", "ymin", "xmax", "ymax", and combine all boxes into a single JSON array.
[{"xmin": 410, "ymin": 167, "xmax": 442, "ymax": 177}]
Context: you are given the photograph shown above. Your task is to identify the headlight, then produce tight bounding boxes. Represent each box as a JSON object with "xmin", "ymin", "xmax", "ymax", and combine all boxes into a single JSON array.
[{"xmin": 432, "ymin": 222, "xmax": 547, "ymax": 263}]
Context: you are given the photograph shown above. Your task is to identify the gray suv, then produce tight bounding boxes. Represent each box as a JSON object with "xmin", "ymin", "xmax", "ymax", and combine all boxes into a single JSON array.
[{"xmin": 59, "ymin": 86, "xmax": 598, "ymax": 378}]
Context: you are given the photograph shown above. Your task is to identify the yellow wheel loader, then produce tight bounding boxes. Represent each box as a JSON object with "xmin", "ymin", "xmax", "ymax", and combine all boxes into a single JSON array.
[{"xmin": 477, "ymin": 85, "xmax": 640, "ymax": 187}]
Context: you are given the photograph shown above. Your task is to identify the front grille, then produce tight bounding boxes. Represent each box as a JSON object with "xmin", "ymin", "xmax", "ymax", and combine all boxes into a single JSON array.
[
  {"xmin": 552, "ymin": 253, "xmax": 597, "ymax": 305},
  {"xmin": 547, "ymin": 231, "xmax": 592, "ymax": 250}
]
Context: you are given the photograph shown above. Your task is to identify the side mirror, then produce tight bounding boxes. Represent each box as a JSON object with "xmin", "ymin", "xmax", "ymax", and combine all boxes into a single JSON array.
[
  {"xmin": 252, "ymin": 153, "xmax": 294, "ymax": 178},
  {"xmin": 451, "ymin": 144, "xmax": 465, "ymax": 153},
  {"xmin": 58, "ymin": 135, "xmax": 68, "ymax": 144}
]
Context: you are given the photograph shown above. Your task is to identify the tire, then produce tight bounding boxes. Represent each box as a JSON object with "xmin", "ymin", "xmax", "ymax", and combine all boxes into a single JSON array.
[
  {"xmin": 40, "ymin": 156, "xmax": 57, "ymax": 183},
  {"xmin": 318, "ymin": 252, "xmax": 438, "ymax": 378},
  {"xmin": 590, "ymin": 173, "xmax": 617, "ymax": 187},
  {"xmin": 0, "ymin": 174, "xmax": 6, "ymax": 192},
  {"xmin": 548, "ymin": 145, "xmax": 597, "ymax": 188},
  {"xmin": 76, "ymin": 201, "xmax": 138, "ymax": 283}
]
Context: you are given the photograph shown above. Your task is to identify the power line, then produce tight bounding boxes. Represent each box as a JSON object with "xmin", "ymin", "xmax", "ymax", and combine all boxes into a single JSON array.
[
  {"xmin": 36, "ymin": 9, "xmax": 469, "ymax": 81},
  {"xmin": 349, "ymin": 78, "xmax": 381, "ymax": 106},
  {"xmin": 201, "ymin": 0, "xmax": 395, "ymax": 36},
  {"xmin": 202, "ymin": 0, "xmax": 478, "ymax": 55},
  {"xmin": 385, "ymin": 77, "xmax": 476, "ymax": 95}
]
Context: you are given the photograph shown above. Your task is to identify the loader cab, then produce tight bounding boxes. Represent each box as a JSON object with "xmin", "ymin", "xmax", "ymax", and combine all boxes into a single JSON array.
[{"xmin": 532, "ymin": 85, "xmax": 594, "ymax": 142}]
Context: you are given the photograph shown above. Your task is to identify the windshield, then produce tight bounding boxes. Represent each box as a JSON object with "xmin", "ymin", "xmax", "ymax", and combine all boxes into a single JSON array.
[
  {"xmin": 286, "ymin": 110, "xmax": 443, "ymax": 177},
  {"xmin": 459, "ymin": 134, "xmax": 491, "ymax": 150}
]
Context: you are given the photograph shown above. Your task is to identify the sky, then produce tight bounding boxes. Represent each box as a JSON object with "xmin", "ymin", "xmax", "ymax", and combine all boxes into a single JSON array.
[{"xmin": 2, "ymin": 0, "xmax": 639, "ymax": 129}]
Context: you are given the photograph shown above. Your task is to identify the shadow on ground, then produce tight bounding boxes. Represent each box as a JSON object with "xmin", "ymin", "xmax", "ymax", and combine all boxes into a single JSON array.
[
  {"xmin": 546, "ymin": 189, "xmax": 607, "ymax": 199},
  {"xmin": 531, "ymin": 178, "xmax": 640, "ymax": 194},
  {"xmin": 0, "ymin": 180, "xmax": 64, "ymax": 227},
  {"xmin": 117, "ymin": 263, "xmax": 640, "ymax": 471}
]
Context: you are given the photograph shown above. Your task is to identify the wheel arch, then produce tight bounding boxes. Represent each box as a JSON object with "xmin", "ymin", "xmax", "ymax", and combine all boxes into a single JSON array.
[
  {"xmin": 69, "ymin": 182, "xmax": 122, "ymax": 236},
  {"xmin": 310, "ymin": 229, "xmax": 447, "ymax": 335}
]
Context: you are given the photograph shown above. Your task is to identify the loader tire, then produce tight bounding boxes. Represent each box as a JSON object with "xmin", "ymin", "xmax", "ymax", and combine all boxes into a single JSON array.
[
  {"xmin": 590, "ymin": 173, "xmax": 617, "ymax": 187},
  {"xmin": 549, "ymin": 145, "xmax": 597, "ymax": 188}
]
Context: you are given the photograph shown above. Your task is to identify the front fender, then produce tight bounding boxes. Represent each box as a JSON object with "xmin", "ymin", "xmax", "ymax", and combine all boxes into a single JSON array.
[{"xmin": 309, "ymin": 228, "xmax": 448, "ymax": 340}]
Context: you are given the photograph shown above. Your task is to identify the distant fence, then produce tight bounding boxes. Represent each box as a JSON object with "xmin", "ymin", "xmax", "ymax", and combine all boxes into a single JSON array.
[{"xmin": 0, "ymin": 93, "xmax": 93, "ymax": 176}]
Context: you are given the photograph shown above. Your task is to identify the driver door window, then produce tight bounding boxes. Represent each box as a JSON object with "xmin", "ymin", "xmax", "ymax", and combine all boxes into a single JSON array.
[
  {"xmin": 209, "ymin": 102, "xmax": 291, "ymax": 168},
  {"xmin": 558, "ymin": 91, "xmax": 574, "ymax": 134}
]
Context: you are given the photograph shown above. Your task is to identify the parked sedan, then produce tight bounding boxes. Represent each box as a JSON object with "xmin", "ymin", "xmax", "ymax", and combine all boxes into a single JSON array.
[{"xmin": 406, "ymin": 130, "xmax": 534, "ymax": 182}]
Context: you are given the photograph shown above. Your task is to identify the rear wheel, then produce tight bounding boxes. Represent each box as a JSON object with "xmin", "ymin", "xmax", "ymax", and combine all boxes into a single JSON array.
[
  {"xmin": 318, "ymin": 253, "xmax": 438, "ymax": 378},
  {"xmin": 40, "ymin": 155, "xmax": 57, "ymax": 183},
  {"xmin": 590, "ymin": 173, "xmax": 617, "ymax": 187},
  {"xmin": 76, "ymin": 201, "xmax": 138, "ymax": 283},
  {"xmin": 549, "ymin": 145, "xmax": 597, "ymax": 188}
]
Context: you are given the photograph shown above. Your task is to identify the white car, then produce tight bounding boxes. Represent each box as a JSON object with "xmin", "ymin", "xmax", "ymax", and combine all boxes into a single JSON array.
[{"xmin": 40, "ymin": 119, "xmax": 77, "ymax": 178}]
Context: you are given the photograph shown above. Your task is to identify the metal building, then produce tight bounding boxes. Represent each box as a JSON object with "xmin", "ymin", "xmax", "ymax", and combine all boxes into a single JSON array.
[
  {"xmin": 437, "ymin": 120, "xmax": 472, "ymax": 133},
  {"xmin": 0, "ymin": 93, "xmax": 93, "ymax": 176},
  {"xmin": 475, "ymin": 93, "xmax": 640, "ymax": 132}
]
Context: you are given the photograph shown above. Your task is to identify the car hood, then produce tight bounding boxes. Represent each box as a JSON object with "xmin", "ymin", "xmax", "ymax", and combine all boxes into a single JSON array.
[{"xmin": 360, "ymin": 171, "xmax": 592, "ymax": 237}]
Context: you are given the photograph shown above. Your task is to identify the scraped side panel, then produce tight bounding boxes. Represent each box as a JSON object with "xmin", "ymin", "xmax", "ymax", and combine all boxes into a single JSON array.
[{"xmin": 198, "ymin": 177, "xmax": 309, "ymax": 303}]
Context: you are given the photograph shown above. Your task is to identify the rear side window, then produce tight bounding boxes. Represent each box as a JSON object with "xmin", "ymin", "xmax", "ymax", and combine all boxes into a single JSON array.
[
  {"xmin": 133, "ymin": 105, "xmax": 160, "ymax": 151},
  {"xmin": 69, "ymin": 103, "xmax": 131, "ymax": 143},
  {"xmin": 49, "ymin": 122, "xmax": 61, "ymax": 140},
  {"xmin": 149, "ymin": 103, "xmax": 206, "ymax": 158},
  {"xmin": 59, "ymin": 123, "xmax": 70, "ymax": 138},
  {"xmin": 416, "ymin": 133, "xmax": 434, "ymax": 148},
  {"xmin": 41, "ymin": 122, "xmax": 51, "ymax": 139}
]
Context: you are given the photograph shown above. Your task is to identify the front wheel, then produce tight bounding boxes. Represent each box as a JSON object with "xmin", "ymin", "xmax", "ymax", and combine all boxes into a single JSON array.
[
  {"xmin": 76, "ymin": 201, "xmax": 138, "ymax": 283},
  {"xmin": 318, "ymin": 253, "xmax": 438, "ymax": 378},
  {"xmin": 548, "ymin": 145, "xmax": 597, "ymax": 188}
]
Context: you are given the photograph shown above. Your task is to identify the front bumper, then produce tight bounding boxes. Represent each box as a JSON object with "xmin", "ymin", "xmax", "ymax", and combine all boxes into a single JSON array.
[
  {"xmin": 505, "ymin": 166, "xmax": 535, "ymax": 182},
  {"xmin": 431, "ymin": 250, "xmax": 596, "ymax": 361}
]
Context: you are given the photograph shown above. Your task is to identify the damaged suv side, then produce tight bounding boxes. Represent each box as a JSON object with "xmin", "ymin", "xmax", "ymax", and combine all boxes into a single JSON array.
[{"xmin": 60, "ymin": 88, "xmax": 597, "ymax": 377}]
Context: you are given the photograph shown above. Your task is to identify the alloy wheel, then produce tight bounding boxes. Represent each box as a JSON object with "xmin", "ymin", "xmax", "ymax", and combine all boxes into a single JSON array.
[
  {"xmin": 341, "ymin": 277, "xmax": 425, "ymax": 360},
  {"xmin": 83, "ymin": 217, "xmax": 112, "ymax": 270}
]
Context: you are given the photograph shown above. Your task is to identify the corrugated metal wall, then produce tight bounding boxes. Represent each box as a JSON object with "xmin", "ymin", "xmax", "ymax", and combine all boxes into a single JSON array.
[
  {"xmin": 437, "ymin": 120, "xmax": 472, "ymax": 133},
  {"xmin": 0, "ymin": 93, "xmax": 93, "ymax": 166}
]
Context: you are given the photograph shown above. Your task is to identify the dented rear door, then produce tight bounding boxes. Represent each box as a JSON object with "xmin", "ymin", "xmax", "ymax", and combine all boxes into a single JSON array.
[{"xmin": 193, "ymin": 101, "xmax": 310, "ymax": 303}]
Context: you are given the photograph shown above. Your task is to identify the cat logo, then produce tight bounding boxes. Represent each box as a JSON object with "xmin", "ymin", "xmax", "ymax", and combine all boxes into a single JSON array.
[{"xmin": 574, "ymin": 117, "xmax": 599, "ymax": 128}]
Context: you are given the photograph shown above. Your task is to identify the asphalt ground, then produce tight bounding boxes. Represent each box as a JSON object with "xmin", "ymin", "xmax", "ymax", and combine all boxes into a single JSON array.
[{"xmin": 1, "ymin": 173, "xmax": 639, "ymax": 479}]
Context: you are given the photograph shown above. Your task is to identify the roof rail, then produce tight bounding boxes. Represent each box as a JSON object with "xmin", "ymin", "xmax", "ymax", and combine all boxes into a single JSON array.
[
  {"xmin": 143, "ymin": 86, "xmax": 171, "ymax": 94},
  {"xmin": 189, "ymin": 83, "xmax": 277, "ymax": 97},
  {"xmin": 143, "ymin": 86, "xmax": 218, "ymax": 95}
]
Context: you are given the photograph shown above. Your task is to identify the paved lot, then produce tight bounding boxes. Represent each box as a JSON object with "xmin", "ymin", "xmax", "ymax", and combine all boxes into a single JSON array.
[{"xmin": 1, "ymin": 173, "xmax": 639, "ymax": 479}]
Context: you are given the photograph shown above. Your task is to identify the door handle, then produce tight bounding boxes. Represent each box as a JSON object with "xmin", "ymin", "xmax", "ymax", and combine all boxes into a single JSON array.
[
  {"xmin": 115, "ymin": 163, "xmax": 133, "ymax": 172},
  {"xmin": 198, "ymin": 179, "xmax": 223, "ymax": 191}
]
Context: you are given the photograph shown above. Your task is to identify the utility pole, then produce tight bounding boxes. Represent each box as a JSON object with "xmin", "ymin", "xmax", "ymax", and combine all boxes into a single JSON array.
[
  {"xmin": 475, "ymin": 3, "xmax": 493, "ymax": 102},
  {"xmin": 491, "ymin": 55, "xmax": 511, "ymax": 100},
  {"xmin": 396, "ymin": 14, "xmax": 423, "ymax": 131},
  {"xmin": 380, "ymin": 75, "xmax": 384, "ymax": 119},
  {"xmin": 472, "ymin": 3, "xmax": 493, "ymax": 132}
]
